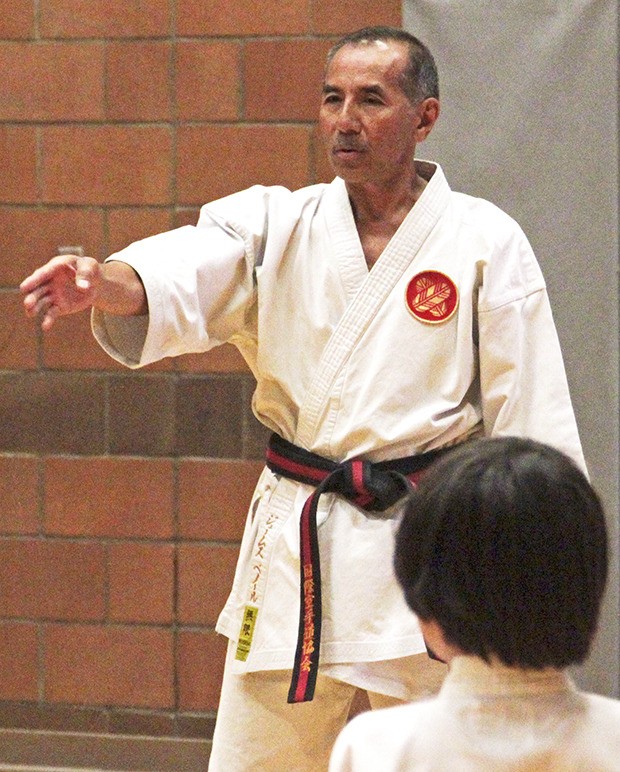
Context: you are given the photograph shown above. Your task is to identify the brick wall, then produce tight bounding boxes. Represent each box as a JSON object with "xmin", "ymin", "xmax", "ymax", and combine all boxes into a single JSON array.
[{"xmin": 0, "ymin": 0, "xmax": 401, "ymax": 743}]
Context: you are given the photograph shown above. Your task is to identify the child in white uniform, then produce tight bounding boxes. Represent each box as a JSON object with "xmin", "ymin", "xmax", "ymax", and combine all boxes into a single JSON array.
[{"xmin": 330, "ymin": 437, "xmax": 620, "ymax": 771}]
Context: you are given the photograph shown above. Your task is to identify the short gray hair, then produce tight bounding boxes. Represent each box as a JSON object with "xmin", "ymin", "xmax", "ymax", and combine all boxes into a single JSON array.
[{"xmin": 326, "ymin": 26, "xmax": 439, "ymax": 103}]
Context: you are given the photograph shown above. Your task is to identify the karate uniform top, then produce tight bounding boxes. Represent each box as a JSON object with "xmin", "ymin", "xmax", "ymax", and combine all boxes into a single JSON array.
[
  {"xmin": 329, "ymin": 655, "xmax": 620, "ymax": 771},
  {"xmin": 92, "ymin": 161, "xmax": 585, "ymax": 688}
]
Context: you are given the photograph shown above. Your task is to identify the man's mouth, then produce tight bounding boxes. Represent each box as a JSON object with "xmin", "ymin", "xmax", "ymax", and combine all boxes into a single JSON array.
[{"xmin": 333, "ymin": 143, "xmax": 365, "ymax": 157}]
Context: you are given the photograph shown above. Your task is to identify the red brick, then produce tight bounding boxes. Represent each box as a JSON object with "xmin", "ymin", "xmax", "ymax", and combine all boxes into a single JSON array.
[
  {"xmin": 106, "ymin": 41, "xmax": 172, "ymax": 121},
  {"xmin": 177, "ymin": 125, "xmax": 311, "ymax": 205},
  {"xmin": 0, "ymin": 622, "xmax": 39, "ymax": 701},
  {"xmin": 312, "ymin": 123, "xmax": 337, "ymax": 184},
  {"xmin": 41, "ymin": 311, "xmax": 125, "ymax": 371},
  {"xmin": 0, "ymin": 371, "xmax": 107, "ymax": 455},
  {"xmin": 312, "ymin": 0, "xmax": 402, "ymax": 34},
  {"xmin": 178, "ymin": 544, "xmax": 239, "ymax": 625},
  {"xmin": 0, "ymin": 207, "xmax": 105, "ymax": 285},
  {"xmin": 178, "ymin": 459, "xmax": 263, "ymax": 540},
  {"xmin": 0, "ymin": 456, "xmax": 39, "ymax": 535},
  {"xmin": 44, "ymin": 457, "xmax": 174, "ymax": 538},
  {"xmin": 41, "ymin": 126, "xmax": 173, "ymax": 205},
  {"xmin": 109, "ymin": 542, "xmax": 174, "ymax": 624},
  {"xmin": 45, "ymin": 624, "xmax": 174, "ymax": 708},
  {"xmin": 0, "ymin": 126, "xmax": 38, "ymax": 203},
  {"xmin": 177, "ymin": 629, "xmax": 226, "ymax": 711},
  {"xmin": 107, "ymin": 207, "xmax": 173, "ymax": 256},
  {"xmin": 177, "ymin": 0, "xmax": 309, "ymax": 35},
  {"xmin": 176, "ymin": 40, "xmax": 240, "ymax": 121},
  {"xmin": 0, "ymin": 538, "xmax": 105, "ymax": 620},
  {"xmin": 0, "ymin": 0, "xmax": 35, "ymax": 39},
  {"xmin": 175, "ymin": 343, "xmax": 250, "ymax": 374},
  {"xmin": 43, "ymin": 311, "xmax": 174, "ymax": 372},
  {"xmin": 40, "ymin": 0, "xmax": 172, "ymax": 38},
  {"xmin": 244, "ymin": 39, "xmax": 331, "ymax": 122},
  {"xmin": 173, "ymin": 208, "xmax": 200, "ymax": 228},
  {"xmin": 0, "ymin": 292, "xmax": 38, "ymax": 370},
  {"xmin": 0, "ymin": 42, "xmax": 104, "ymax": 121}
]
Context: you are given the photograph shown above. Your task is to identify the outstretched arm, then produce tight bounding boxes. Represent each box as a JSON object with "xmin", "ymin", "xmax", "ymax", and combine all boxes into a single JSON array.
[{"xmin": 21, "ymin": 254, "xmax": 148, "ymax": 331}]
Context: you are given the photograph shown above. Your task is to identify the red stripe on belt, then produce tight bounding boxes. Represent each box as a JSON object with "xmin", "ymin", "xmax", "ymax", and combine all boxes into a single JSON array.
[{"xmin": 265, "ymin": 434, "xmax": 451, "ymax": 703}]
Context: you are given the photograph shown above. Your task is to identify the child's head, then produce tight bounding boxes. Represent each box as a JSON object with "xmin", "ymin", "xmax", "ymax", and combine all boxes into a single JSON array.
[{"xmin": 394, "ymin": 437, "xmax": 608, "ymax": 669}]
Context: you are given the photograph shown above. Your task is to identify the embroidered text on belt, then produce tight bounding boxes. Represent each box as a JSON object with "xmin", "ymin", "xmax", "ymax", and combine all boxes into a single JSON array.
[{"xmin": 265, "ymin": 433, "xmax": 451, "ymax": 704}]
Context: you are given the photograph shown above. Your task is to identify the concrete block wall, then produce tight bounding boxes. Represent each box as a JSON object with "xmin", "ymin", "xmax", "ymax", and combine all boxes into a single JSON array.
[{"xmin": 0, "ymin": 0, "xmax": 401, "ymax": 747}]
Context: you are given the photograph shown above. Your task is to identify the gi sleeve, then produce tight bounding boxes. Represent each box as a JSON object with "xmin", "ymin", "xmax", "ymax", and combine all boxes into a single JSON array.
[
  {"xmin": 92, "ymin": 215, "xmax": 256, "ymax": 369},
  {"xmin": 477, "ymin": 222, "xmax": 586, "ymax": 472}
]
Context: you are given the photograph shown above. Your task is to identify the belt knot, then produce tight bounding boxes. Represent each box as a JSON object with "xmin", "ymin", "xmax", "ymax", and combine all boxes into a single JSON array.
[
  {"xmin": 322, "ymin": 459, "xmax": 411, "ymax": 512},
  {"xmin": 263, "ymin": 433, "xmax": 455, "ymax": 704}
]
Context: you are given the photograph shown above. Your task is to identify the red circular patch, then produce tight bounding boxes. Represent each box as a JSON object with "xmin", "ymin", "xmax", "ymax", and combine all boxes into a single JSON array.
[{"xmin": 406, "ymin": 270, "xmax": 459, "ymax": 324}]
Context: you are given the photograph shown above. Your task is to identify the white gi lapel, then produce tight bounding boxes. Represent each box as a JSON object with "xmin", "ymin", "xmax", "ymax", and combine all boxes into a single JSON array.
[{"xmin": 295, "ymin": 163, "xmax": 451, "ymax": 450}]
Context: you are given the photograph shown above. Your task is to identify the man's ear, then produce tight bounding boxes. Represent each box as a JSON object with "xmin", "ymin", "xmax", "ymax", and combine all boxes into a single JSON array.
[{"xmin": 415, "ymin": 98, "xmax": 440, "ymax": 142}]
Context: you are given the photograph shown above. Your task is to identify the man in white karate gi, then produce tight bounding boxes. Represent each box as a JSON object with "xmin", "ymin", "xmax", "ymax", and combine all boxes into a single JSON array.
[{"xmin": 21, "ymin": 26, "xmax": 585, "ymax": 771}]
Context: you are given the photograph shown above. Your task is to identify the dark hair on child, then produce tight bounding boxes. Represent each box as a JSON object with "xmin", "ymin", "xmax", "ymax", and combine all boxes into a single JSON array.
[{"xmin": 394, "ymin": 436, "xmax": 608, "ymax": 668}]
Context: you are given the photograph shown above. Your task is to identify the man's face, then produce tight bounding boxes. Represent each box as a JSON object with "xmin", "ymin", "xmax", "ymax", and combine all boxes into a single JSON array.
[{"xmin": 319, "ymin": 41, "xmax": 423, "ymax": 186}]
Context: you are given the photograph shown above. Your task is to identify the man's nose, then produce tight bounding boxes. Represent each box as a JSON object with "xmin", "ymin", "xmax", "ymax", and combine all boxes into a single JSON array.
[{"xmin": 335, "ymin": 101, "xmax": 361, "ymax": 133}]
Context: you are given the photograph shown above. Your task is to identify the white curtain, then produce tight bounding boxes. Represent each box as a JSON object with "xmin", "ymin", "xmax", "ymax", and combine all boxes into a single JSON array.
[{"xmin": 404, "ymin": 0, "xmax": 619, "ymax": 697}]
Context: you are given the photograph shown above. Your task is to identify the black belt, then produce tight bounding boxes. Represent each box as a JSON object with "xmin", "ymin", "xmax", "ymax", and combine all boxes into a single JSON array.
[{"xmin": 265, "ymin": 433, "xmax": 451, "ymax": 703}]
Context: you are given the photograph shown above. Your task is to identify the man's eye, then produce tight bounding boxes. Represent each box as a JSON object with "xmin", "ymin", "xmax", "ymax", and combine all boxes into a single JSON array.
[{"xmin": 323, "ymin": 93, "xmax": 340, "ymax": 103}]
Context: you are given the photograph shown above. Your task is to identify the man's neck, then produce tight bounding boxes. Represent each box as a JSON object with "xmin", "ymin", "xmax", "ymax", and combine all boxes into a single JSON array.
[
  {"xmin": 347, "ymin": 173, "xmax": 427, "ymax": 225},
  {"xmin": 347, "ymin": 173, "xmax": 428, "ymax": 269}
]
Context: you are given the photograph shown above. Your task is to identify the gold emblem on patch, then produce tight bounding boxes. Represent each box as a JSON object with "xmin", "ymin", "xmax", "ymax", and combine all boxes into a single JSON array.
[{"xmin": 406, "ymin": 270, "xmax": 459, "ymax": 324}]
